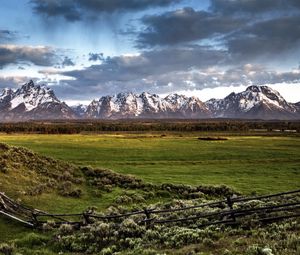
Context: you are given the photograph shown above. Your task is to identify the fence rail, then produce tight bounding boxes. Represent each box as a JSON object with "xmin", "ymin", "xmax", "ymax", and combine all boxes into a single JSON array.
[{"xmin": 1, "ymin": 189, "xmax": 299, "ymax": 229}]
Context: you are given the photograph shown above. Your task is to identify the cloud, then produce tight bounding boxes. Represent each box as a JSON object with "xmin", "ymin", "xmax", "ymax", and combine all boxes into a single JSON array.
[
  {"xmin": 136, "ymin": 4, "xmax": 300, "ymax": 64},
  {"xmin": 0, "ymin": 30, "xmax": 19, "ymax": 43},
  {"xmin": 0, "ymin": 76, "xmax": 34, "ymax": 90},
  {"xmin": 137, "ymin": 2, "xmax": 300, "ymax": 50},
  {"xmin": 0, "ymin": 44, "xmax": 76, "ymax": 69},
  {"xmin": 210, "ymin": 0, "xmax": 300, "ymax": 14},
  {"xmin": 30, "ymin": 0, "xmax": 181, "ymax": 21},
  {"xmin": 31, "ymin": 0, "xmax": 81, "ymax": 21},
  {"xmin": 61, "ymin": 56, "xmax": 75, "ymax": 67},
  {"xmin": 137, "ymin": 7, "xmax": 245, "ymax": 47},
  {"xmin": 46, "ymin": 46, "xmax": 225, "ymax": 98},
  {"xmin": 187, "ymin": 65, "xmax": 300, "ymax": 88},
  {"xmin": 227, "ymin": 15, "xmax": 300, "ymax": 61},
  {"xmin": 0, "ymin": 44, "xmax": 60, "ymax": 68},
  {"xmin": 44, "ymin": 45, "xmax": 300, "ymax": 100},
  {"xmin": 63, "ymin": 46, "xmax": 227, "ymax": 82},
  {"xmin": 88, "ymin": 53, "xmax": 104, "ymax": 61}
]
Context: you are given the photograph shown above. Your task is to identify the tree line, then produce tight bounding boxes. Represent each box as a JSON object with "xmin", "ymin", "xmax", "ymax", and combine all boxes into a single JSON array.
[{"xmin": 0, "ymin": 119, "xmax": 299, "ymax": 134}]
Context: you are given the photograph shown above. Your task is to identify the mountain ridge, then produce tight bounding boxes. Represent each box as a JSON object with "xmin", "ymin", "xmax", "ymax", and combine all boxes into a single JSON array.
[{"xmin": 0, "ymin": 81, "xmax": 299, "ymax": 120}]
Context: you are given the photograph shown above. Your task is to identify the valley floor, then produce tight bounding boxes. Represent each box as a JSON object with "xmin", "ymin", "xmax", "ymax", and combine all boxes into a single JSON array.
[{"xmin": 0, "ymin": 132, "xmax": 299, "ymax": 194}]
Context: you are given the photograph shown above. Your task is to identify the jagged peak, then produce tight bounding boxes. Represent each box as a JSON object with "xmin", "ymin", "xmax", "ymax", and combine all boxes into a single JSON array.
[
  {"xmin": 140, "ymin": 91, "xmax": 159, "ymax": 97},
  {"xmin": 0, "ymin": 88, "xmax": 14, "ymax": 97},
  {"xmin": 165, "ymin": 94, "xmax": 190, "ymax": 107},
  {"xmin": 244, "ymin": 85, "xmax": 286, "ymax": 104},
  {"xmin": 27, "ymin": 79, "xmax": 35, "ymax": 87},
  {"xmin": 90, "ymin": 99, "xmax": 100, "ymax": 104},
  {"xmin": 18, "ymin": 80, "xmax": 51, "ymax": 92},
  {"xmin": 206, "ymin": 98, "xmax": 218, "ymax": 102},
  {"xmin": 20, "ymin": 80, "xmax": 35, "ymax": 91},
  {"xmin": 165, "ymin": 93, "xmax": 187, "ymax": 99},
  {"xmin": 246, "ymin": 85, "xmax": 262, "ymax": 92},
  {"xmin": 188, "ymin": 96, "xmax": 203, "ymax": 103},
  {"xmin": 245, "ymin": 85, "xmax": 279, "ymax": 95},
  {"xmin": 224, "ymin": 92, "xmax": 236, "ymax": 100},
  {"xmin": 5, "ymin": 80, "xmax": 60, "ymax": 112}
]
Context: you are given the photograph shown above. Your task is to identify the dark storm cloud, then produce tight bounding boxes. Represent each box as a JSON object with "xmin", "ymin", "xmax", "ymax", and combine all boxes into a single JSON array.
[
  {"xmin": 210, "ymin": 0, "xmax": 300, "ymax": 14},
  {"xmin": 227, "ymin": 15, "xmax": 300, "ymax": 60},
  {"xmin": 0, "ymin": 45, "xmax": 60, "ymax": 68},
  {"xmin": 88, "ymin": 53, "xmax": 104, "ymax": 62},
  {"xmin": 137, "ymin": 7, "xmax": 244, "ymax": 47},
  {"xmin": 32, "ymin": 0, "xmax": 81, "ymax": 21},
  {"xmin": 30, "ymin": 0, "xmax": 181, "ymax": 21},
  {"xmin": 136, "ymin": 1, "xmax": 300, "ymax": 64}
]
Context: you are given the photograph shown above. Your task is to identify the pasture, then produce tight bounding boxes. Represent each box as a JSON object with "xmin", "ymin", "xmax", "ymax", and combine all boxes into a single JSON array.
[{"xmin": 0, "ymin": 133, "xmax": 299, "ymax": 194}]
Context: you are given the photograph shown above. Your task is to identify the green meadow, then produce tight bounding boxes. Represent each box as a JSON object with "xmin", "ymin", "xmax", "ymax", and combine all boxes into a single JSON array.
[{"xmin": 0, "ymin": 133, "xmax": 299, "ymax": 194}]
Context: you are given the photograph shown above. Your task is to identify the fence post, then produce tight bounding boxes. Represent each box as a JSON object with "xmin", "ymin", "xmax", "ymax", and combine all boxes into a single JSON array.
[
  {"xmin": 144, "ymin": 208, "xmax": 151, "ymax": 229},
  {"xmin": 226, "ymin": 196, "xmax": 236, "ymax": 222},
  {"xmin": 83, "ymin": 213, "xmax": 90, "ymax": 225},
  {"xmin": 31, "ymin": 212, "xmax": 39, "ymax": 227}
]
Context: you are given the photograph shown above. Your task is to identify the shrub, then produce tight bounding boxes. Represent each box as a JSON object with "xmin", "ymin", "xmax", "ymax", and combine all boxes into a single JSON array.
[
  {"xmin": 286, "ymin": 233, "xmax": 300, "ymax": 252},
  {"xmin": 58, "ymin": 181, "xmax": 82, "ymax": 198},
  {"xmin": 119, "ymin": 219, "xmax": 145, "ymax": 238},
  {"xmin": 59, "ymin": 224, "xmax": 74, "ymax": 235},
  {"xmin": 202, "ymin": 237, "xmax": 215, "ymax": 247},
  {"xmin": 42, "ymin": 220, "xmax": 56, "ymax": 231},
  {"xmin": 114, "ymin": 195, "xmax": 133, "ymax": 204},
  {"xmin": 14, "ymin": 233, "xmax": 49, "ymax": 249},
  {"xmin": 0, "ymin": 159, "xmax": 9, "ymax": 174},
  {"xmin": 246, "ymin": 245, "xmax": 274, "ymax": 255},
  {"xmin": 0, "ymin": 243, "xmax": 13, "ymax": 255}
]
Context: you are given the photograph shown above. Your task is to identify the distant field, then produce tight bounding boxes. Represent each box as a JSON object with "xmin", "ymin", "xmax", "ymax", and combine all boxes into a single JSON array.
[{"xmin": 0, "ymin": 133, "xmax": 299, "ymax": 194}]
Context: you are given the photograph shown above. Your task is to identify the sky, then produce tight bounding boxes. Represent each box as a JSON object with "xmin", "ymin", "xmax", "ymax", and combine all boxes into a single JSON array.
[{"xmin": 0, "ymin": 0, "xmax": 300, "ymax": 105}]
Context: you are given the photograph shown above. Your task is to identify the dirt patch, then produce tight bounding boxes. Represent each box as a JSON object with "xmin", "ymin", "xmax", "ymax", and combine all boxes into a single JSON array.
[{"xmin": 198, "ymin": 137, "xmax": 228, "ymax": 141}]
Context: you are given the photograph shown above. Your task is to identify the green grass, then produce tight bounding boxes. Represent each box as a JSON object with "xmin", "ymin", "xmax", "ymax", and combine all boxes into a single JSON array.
[
  {"xmin": 0, "ymin": 217, "xmax": 34, "ymax": 242},
  {"xmin": 0, "ymin": 133, "xmax": 299, "ymax": 194}
]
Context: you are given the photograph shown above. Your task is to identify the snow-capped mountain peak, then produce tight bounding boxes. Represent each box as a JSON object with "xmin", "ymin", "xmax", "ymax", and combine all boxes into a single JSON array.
[
  {"xmin": 85, "ymin": 92, "xmax": 211, "ymax": 119},
  {"xmin": 0, "ymin": 80, "xmax": 75, "ymax": 120},
  {"xmin": 165, "ymin": 93, "xmax": 188, "ymax": 106},
  {"xmin": 206, "ymin": 85, "xmax": 298, "ymax": 119},
  {"xmin": 0, "ymin": 88, "xmax": 14, "ymax": 98},
  {"xmin": 239, "ymin": 85, "xmax": 292, "ymax": 112},
  {"xmin": 10, "ymin": 80, "xmax": 59, "ymax": 111}
]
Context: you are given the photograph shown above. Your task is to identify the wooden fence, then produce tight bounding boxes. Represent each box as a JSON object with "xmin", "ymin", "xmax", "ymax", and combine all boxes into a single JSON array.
[{"xmin": 1, "ymin": 189, "xmax": 299, "ymax": 229}]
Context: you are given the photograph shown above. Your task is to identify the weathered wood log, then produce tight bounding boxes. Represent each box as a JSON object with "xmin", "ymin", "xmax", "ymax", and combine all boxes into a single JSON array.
[{"xmin": 0, "ymin": 210, "xmax": 34, "ymax": 227}]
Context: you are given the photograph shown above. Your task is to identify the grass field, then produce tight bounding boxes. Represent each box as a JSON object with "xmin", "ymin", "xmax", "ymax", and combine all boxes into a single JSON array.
[{"xmin": 0, "ymin": 133, "xmax": 299, "ymax": 194}]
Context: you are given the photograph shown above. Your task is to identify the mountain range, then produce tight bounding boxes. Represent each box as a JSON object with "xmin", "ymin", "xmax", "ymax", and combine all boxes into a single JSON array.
[{"xmin": 0, "ymin": 80, "xmax": 299, "ymax": 120}]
